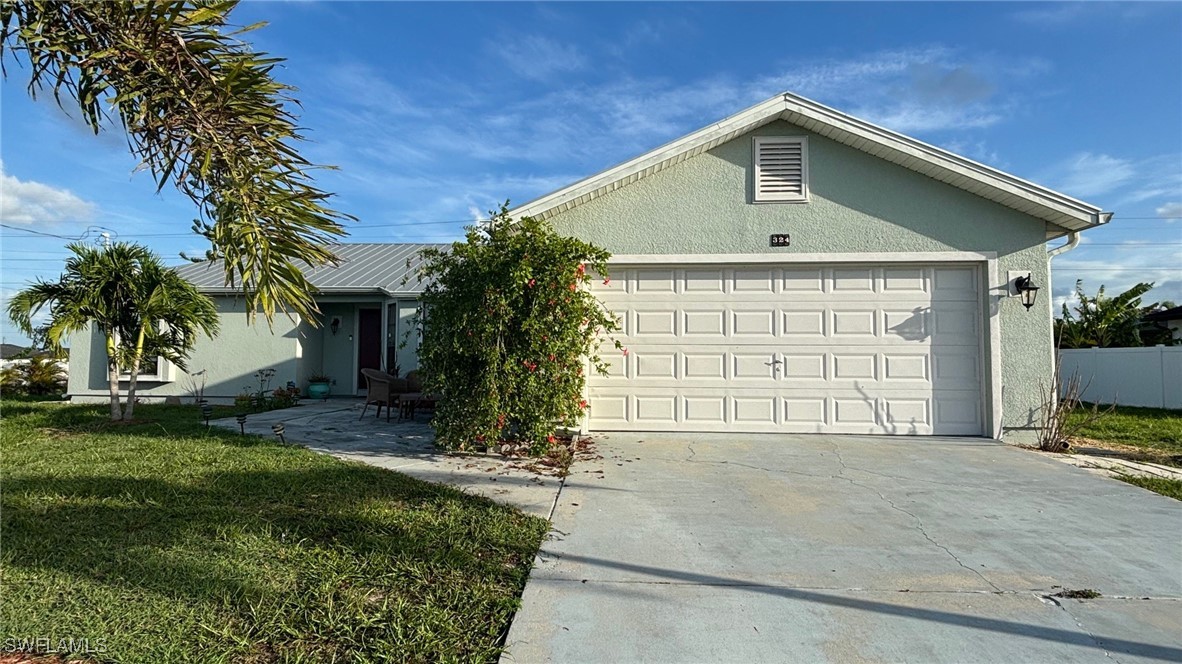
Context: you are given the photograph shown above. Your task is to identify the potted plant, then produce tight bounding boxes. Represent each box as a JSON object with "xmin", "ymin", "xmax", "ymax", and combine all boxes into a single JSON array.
[{"xmin": 306, "ymin": 374, "xmax": 332, "ymax": 400}]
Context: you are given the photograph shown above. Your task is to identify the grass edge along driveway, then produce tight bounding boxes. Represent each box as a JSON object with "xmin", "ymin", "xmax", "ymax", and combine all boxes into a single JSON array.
[
  {"xmin": 1066, "ymin": 403, "xmax": 1182, "ymax": 500},
  {"xmin": 1, "ymin": 399, "xmax": 549, "ymax": 663}
]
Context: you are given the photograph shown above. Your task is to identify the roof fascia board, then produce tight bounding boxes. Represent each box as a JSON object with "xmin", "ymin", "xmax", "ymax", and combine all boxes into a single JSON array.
[
  {"xmin": 510, "ymin": 96, "xmax": 788, "ymax": 219},
  {"xmin": 777, "ymin": 93, "xmax": 1103, "ymax": 226}
]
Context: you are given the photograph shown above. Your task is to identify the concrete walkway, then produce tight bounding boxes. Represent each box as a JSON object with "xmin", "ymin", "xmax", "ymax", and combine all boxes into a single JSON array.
[
  {"xmin": 210, "ymin": 400, "xmax": 562, "ymax": 517},
  {"xmin": 503, "ymin": 433, "xmax": 1182, "ymax": 663},
  {"xmin": 1043, "ymin": 451, "xmax": 1182, "ymax": 482}
]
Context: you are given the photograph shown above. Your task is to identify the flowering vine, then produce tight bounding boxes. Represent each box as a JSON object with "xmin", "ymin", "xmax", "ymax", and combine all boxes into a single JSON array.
[{"xmin": 413, "ymin": 206, "xmax": 623, "ymax": 455}]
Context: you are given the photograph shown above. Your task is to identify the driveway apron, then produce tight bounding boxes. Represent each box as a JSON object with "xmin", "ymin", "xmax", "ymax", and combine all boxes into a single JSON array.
[{"xmin": 503, "ymin": 433, "xmax": 1182, "ymax": 663}]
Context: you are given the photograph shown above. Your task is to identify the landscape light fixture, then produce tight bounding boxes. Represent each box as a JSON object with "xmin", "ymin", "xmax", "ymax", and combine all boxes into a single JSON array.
[
  {"xmin": 200, "ymin": 403, "xmax": 213, "ymax": 426},
  {"xmin": 1014, "ymin": 274, "xmax": 1040, "ymax": 310}
]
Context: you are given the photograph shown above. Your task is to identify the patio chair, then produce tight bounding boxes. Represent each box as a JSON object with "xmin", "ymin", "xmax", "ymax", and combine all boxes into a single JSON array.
[
  {"xmin": 398, "ymin": 370, "xmax": 438, "ymax": 421},
  {"xmin": 360, "ymin": 368, "xmax": 395, "ymax": 422}
]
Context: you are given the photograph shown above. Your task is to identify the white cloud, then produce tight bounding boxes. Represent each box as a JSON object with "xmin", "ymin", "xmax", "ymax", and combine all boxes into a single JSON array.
[
  {"xmin": 941, "ymin": 139, "xmax": 1006, "ymax": 168},
  {"xmin": 1011, "ymin": 2, "xmax": 1165, "ymax": 28},
  {"xmin": 0, "ymin": 160, "xmax": 96, "ymax": 226},
  {"xmin": 493, "ymin": 35, "xmax": 586, "ymax": 81},
  {"xmin": 1011, "ymin": 4, "xmax": 1092, "ymax": 27},
  {"xmin": 1051, "ymin": 152, "xmax": 1136, "ymax": 198},
  {"xmin": 1157, "ymin": 202, "xmax": 1182, "ymax": 219},
  {"xmin": 1053, "ymin": 243, "xmax": 1182, "ymax": 315},
  {"xmin": 300, "ymin": 45, "xmax": 1055, "ymax": 233}
]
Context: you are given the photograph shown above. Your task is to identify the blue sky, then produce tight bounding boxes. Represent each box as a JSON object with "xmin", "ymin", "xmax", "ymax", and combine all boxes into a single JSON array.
[{"xmin": 2, "ymin": 1, "xmax": 1180, "ymax": 344}]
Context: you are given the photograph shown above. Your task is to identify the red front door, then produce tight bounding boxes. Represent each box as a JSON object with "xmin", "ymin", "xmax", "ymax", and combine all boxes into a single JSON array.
[{"xmin": 357, "ymin": 308, "xmax": 382, "ymax": 391}]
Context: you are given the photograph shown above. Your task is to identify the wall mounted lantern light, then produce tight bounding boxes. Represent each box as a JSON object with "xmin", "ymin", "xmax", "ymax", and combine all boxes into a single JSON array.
[
  {"xmin": 1014, "ymin": 274, "xmax": 1040, "ymax": 310},
  {"xmin": 330, "ymin": 316, "xmax": 341, "ymax": 335}
]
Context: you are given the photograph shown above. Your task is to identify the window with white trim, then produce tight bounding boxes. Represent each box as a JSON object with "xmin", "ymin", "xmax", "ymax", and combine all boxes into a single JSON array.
[
  {"xmin": 119, "ymin": 356, "xmax": 170, "ymax": 382},
  {"xmin": 753, "ymin": 136, "xmax": 809, "ymax": 202}
]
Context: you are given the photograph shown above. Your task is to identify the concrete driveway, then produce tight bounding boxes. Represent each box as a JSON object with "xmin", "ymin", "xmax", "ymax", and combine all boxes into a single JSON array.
[{"xmin": 503, "ymin": 434, "xmax": 1182, "ymax": 663}]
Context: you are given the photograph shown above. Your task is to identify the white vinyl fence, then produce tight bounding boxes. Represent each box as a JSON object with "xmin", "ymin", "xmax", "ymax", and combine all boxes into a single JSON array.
[{"xmin": 1058, "ymin": 346, "xmax": 1182, "ymax": 409}]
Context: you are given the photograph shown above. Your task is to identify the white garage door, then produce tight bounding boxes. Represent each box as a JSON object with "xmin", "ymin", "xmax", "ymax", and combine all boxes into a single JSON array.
[{"xmin": 586, "ymin": 263, "xmax": 985, "ymax": 435}]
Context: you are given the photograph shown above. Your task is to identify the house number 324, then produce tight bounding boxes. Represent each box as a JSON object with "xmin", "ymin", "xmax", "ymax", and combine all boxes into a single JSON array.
[{"xmin": 769, "ymin": 234, "xmax": 791, "ymax": 247}]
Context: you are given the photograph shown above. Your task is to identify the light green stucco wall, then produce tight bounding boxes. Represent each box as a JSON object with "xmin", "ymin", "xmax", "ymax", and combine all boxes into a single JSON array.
[
  {"xmin": 547, "ymin": 120, "xmax": 1055, "ymax": 438},
  {"xmin": 67, "ymin": 298, "xmax": 301, "ymax": 400},
  {"xmin": 67, "ymin": 294, "xmax": 415, "ymax": 403},
  {"xmin": 296, "ymin": 313, "xmax": 324, "ymax": 389}
]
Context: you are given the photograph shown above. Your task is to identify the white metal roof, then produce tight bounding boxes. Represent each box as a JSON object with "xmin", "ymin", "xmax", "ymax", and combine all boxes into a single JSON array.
[
  {"xmin": 174, "ymin": 243, "xmax": 444, "ymax": 295},
  {"xmin": 509, "ymin": 92, "xmax": 1111, "ymax": 237}
]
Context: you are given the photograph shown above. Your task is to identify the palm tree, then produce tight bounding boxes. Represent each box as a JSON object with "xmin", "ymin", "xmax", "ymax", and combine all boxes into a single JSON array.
[
  {"xmin": 7, "ymin": 242, "xmax": 219, "ymax": 421},
  {"xmin": 1, "ymin": 2, "xmax": 351, "ymax": 323}
]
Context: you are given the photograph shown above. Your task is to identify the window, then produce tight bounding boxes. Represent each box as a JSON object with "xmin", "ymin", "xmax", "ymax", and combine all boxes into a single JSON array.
[
  {"xmin": 118, "ymin": 356, "xmax": 171, "ymax": 382},
  {"xmin": 753, "ymin": 136, "xmax": 809, "ymax": 202}
]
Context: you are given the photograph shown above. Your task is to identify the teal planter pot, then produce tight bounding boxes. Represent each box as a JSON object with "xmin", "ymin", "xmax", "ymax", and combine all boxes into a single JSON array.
[{"xmin": 307, "ymin": 382, "xmax": 331, "ymax": 400}]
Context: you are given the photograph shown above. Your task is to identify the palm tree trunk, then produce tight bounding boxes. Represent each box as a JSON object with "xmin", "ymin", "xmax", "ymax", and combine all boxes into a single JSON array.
[
  {"xmin": 123, "ymin": 325, "xmax": 147, "ymax": 421},
  {"xmin": 105, "ymin": 334, "xmax": 122, "ymax": 421}
]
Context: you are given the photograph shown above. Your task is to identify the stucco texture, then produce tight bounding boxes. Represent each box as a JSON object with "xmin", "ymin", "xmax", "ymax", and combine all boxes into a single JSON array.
[
  {"xmin": 68, "ymin": 298, "xmax": 301, "ymax": 401},
  {"xmin": 547, "ymin": 120, "xmax": 1055, "ymax": 438}
]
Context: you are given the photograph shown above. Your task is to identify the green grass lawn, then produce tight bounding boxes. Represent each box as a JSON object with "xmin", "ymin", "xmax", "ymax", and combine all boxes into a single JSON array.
[
  {"xmin": 1065, "ymin": 404, "xmax": 1182, "ymax": 501},
  {"xmin": 1066, "ymin": 404, "xmax": 1182, "ymax": 460},
  {"xmin": 1, "ymin": 399, "xmax": 549, "ymax": 663},
  {"xmin": 1117, "ymin": 476, "xmax": 1182, "ymax": 501}
]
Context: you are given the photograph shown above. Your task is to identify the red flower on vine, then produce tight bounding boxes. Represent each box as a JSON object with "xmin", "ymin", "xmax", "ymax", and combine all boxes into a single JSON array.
[
  {"xmin": 603, "ymin": 277, "xmax": 611, "ymax": 285},
  {"xmin": 548, "ymin": 354, "xmax": 556, "ymax": 361},
  {"xmin": 622, "ymin": 347, "xmax": 629, "ymax": 356},
  {"xmin": 568, "ymin": 283, "xmax": 577, "ymax": 292},
  {"xmin": 579, "ymin": 399, "xmax": 588, "ymax": 409},
  {"xmin": 577, "ymin": 264, "xmax": 586, "ymax": 275},
  {"xmin": 547, "ymin": 434, "xmax": 557, "ymax": 444}
]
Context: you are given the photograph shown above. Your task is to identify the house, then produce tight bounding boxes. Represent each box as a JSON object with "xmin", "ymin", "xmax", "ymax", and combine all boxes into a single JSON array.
[
  {"xmin": 510, "ymin": 91, "xmax": 1109, "ymax": 441},
  {"xmin": 1144, "ymin": 305, "xmax": 1182, "ymax": 341},
  {"xmin": 68, "ymin": 91, "xmax": 1111, "ymax": 442},
  {"xmin": 66, "ymin": 244, "xmax": 441, "ymax": 402}
]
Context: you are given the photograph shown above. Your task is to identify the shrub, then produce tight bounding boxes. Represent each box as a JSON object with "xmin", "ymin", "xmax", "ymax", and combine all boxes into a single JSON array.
[
  {"xmin": 0, "ymin": 357, "xmax": 67, "ymax": 396},
  {"xmin": 415, "ymin": 208, "xmax": 622, "ymax": 455}
]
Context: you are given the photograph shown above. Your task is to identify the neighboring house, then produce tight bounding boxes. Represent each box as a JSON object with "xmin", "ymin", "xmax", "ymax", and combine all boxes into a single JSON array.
[
  {"xmin": 1144, "ymin": 305, "xmax": 1182, "ymax": 341},
  {"xmin": 68, "ymin": 91, "xmax": 1111, "ymax": 442},
  {"xmin": 66, "ymin": 244, "xmax": 441, "ymax": 403}
]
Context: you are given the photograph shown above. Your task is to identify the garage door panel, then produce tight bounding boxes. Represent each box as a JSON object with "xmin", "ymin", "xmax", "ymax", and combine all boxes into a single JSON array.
[
  {"xmin": 633, "ymin": 310, "xmax": 677, "ymax": 336},
  {"xmin": 684, "ymin": 396, "xmax": 727, "ymax": 423},
  {"xmin": 831, "ymin": 310, "xmax": 879, "ymax": 338},
  {"xmin": 634, "ymin": 395, "xmax": 677, "ymax": 424},
  {"xmin": 734, "ymin": 396, "xmax": 777, "ymax": 424},
  {"xmin": 832, "ymin": 268, "xmax": 876, "ymax": 292},
  {"xmin": 682, "ymin": 310, "xmax": 726, "ymax": 336},
  {"xmin": 882, "ymin": 267, "xmax": 928, "ymax": 293},
  {"xmin": 833, "ymin": 354, "xmax": 878, "ymax": 380},
  {"xmin": 732, "ymin": 353, "xmax": 777, "ymax": 379},
  {"xmin": 634, "ymin": 352, "xmax": 677, "ymax": 379},
  {"xmin": 589, "ymin": 262, "xmax": 985, "ymax": 436},
  {"xmin": 635, "ymin": 269, "xmax": 676, "ymax": 292},
  {"xmin": 684, "ymin": 269, "xmax": 726, "ymax": 292},
  {"xmin": 783, "ymin": 268, "xmax": 825, "ymax": 292},
  {"xmin": 733, "ymin": 268, "xmax": 776, "ymax": 292}
]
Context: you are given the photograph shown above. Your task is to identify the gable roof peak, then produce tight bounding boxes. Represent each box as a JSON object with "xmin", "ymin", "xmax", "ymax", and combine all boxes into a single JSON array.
[{"xmin": 510, "ymin": 91, "xmax": 1110, "ymax": 236}]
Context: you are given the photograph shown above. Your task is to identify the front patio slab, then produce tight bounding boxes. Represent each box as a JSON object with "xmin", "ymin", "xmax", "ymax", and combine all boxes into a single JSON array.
[
  {"xmin": 503, "ymin": 433, "xmax": 1182, "ymax": 663},
  {"xmin": 211, "ymin": 399, "xmax": 562, "ymax": 518}
]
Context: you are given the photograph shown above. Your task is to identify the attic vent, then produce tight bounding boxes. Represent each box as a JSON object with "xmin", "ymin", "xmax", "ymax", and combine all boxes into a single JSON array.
[{"xmin": 754, "ymin": 136, "xmax": 809, "ymax": 202}]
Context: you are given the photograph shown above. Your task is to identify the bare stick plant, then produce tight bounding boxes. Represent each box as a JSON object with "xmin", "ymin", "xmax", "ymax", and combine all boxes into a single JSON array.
[{"xmin": 1036, "ymin": 355, "xmax": 1114, "ymax": 452}]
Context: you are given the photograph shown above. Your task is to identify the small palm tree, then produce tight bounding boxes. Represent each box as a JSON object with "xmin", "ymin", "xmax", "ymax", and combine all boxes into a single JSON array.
[{"xmin": 7, "ymin": 242, "xmax": 219, "ymax": 420}]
